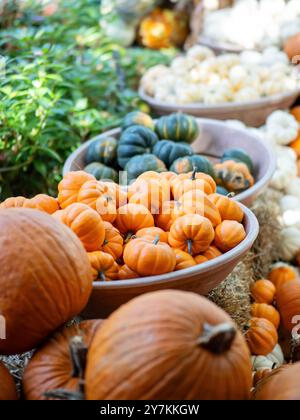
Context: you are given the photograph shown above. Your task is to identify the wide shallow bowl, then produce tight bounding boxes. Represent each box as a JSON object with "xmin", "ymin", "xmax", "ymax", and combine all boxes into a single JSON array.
[
  {"xmin": 139, "ymin": 88, "xmax": 300, "ymax": 127},
  {"xmin": 63, "ymin": 118, "xmax": 276, "ymax": 206},
  {"xmin": 82, "ymin": 204, "xmax": 259, "ymax": 318}
]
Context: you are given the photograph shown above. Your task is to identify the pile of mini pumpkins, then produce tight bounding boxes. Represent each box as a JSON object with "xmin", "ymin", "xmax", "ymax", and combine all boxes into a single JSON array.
[
  {"xmin": 84, "ymin": 111, "xmax": 255, "ymax": 196},
  {"xmin": 1, "ymin": 167, "xmax": 249, "ymax": 281}
]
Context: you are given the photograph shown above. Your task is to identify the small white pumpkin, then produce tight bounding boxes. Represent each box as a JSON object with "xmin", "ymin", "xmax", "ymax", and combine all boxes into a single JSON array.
[
  {"xmin": 266, "ymin": 111, "xmax": 299, "ymax": 146},
  {"xmin": 279, "ymin": 226, "xmax": 300, "ymax": 261},
  {"xmin": 286, "ymin": 178, "xmax": 300, "ymax": 200},
  {"xmin": 252, "ymin": 344, "xmax": 285, "ymax": 371}
]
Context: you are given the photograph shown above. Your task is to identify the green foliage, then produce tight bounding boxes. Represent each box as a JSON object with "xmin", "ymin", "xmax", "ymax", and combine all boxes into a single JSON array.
[{"xmin": 0, "ymin": 0, "xmax": 174, "ymax": 199}]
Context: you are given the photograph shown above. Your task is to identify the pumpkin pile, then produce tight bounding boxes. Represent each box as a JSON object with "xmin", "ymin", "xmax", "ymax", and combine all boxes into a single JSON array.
[
  {"xmin": 246, "ymin": 264, "xmax": 300, "ymax": 392},
  {"xmin": 83, "ymin": 110, "xmax": 255, "ymax": 196},
  {"xmin": 1, "ymin": 167, "xmax": 249, "ymax": 281}
]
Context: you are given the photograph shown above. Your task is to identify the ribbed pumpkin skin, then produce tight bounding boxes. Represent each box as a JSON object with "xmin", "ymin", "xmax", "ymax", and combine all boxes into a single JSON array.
[
  {"xmin": 171, "ymin": 156, "xmax": 215, "ymax": 178},
  {"xmin": 276, "ymin": 280, "xmax": 300, "ymax": 332},
  {"xmin": 152, "ymin": 140, "xmax": 193, "ymax": 167},
  {"xmin": 23, "ymin": 320, "xmax": 103, "ymax": 400},
  {"xmin": 253, "ymin": 364, "xmax": 300, "ymax": 400},
  {"xmin": 85, "ymin": 137, "xmax": 118, "ymax": 166},
  {"xmin": 208, "ymin": 194, "xmax": 244, "ymax": 223},
  {"xmin": 84, "ymin": 163, "xmax": 118, "ymax": 183},
  {"xmin": 156, "ymin": 114, "xmax": 199, "ymax": 143},
  {"xmin": 85, "ymin": 290, "xmax": 252, "ymax": 400},
  {"xmin": 58, "ymin": 171, "xmax": 95, "ymax": 209},
  {"xmin": 0, "ymin": 209, "xmax": 93, "ymax": 355},
  {"xmin": 221, "ymin": 148, "xmax": 254, "ymax": 174},
  {"xmin": 125, "ymin": 154, "xmax": 166, "ymax": 182},
  {"xmin": 0, "ymin": 363, "xmax": 18, "ymax": 400},
  {"xmin": 24, "ymin": 194, "xmax": 59, "ymax": 215},
  {"xmin": 0, "ymin": 196, "xmax": 29, "ymax": 209}
]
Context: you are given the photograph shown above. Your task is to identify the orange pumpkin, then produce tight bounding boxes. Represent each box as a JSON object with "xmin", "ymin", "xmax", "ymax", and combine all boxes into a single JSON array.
[
  {"xmin": 85, "ymin": 290, "xmax": 252, "ymax": 400},
  {"xmin": 0, "ymin": 209, "xmax": 93, "ymax": 355},
  {"xmin": 252, "ymin": 369, "xmax": 273, "ymax": 387},
  {"xmin": 0, "ymin": 196, "xmax": 29, "ymax": 209},
  {"xmin": 156, "ymin": 200, "xmax": 186, "ymax": 231},
  {"xmin": 276, "ymin": 280, "xmax": 300, "ymax": 333},
  {"xmin": 251, "ymin": 279, "xmax": 276, "ymax": 304},
  {"xmin": 202, "ymin": 245, "xmax": 223, "ymax": 260},
  {"xmin": 172, "ymin": 170, "xmax": 216, "ymax": 201},
  {"xmin": 0, "ymin": 363, "xmax": 18, "ymax": 400},
  {"xmin": 100, "ymin": 222, "xmax": 123, "ymax": 260},
  {"xmin": 123, "ymin": 236, "xmax": 176, "ymax": 276},
  {"xmin": 245, "ymin": 317, "xmax": 278, "ymax": 356},
  {"xmin": 87, "ymin": 251, "xmax": 119, "ymax": 281},
  {"xmin": 251, "ymin": 303, "xmax": 280, "ymax": 329},
  {"xmin": 136, "ymin": 227, "xmax": 168, "ymax": 243},
  {"xmin": 24, "ymin": 194, "xmax": 59, "ymax": 215},
  {"xmin": 77, "ymin": 180, "xmax": 108, "ymax": 209},
  {"xmin": 194, "ymin": 255, "xmax": 209, "ymax": 264},
  {"xmin": 136, "ymin": 171, "xmax": 162, "ymax": 182},
  {"xmin": 214, "ymin": 220, "xmax": 246, "ymax": 252},
  {"xmin": 214, "ymin": 160, "xmax": 254, "ymax": 192},
  {"xmin": 58, "ymin": 203, "xmax": 105, "ymax": 252},
  {"xmin": 23, "ymin": 320, "xmax": 103, "ymax": 400},
  {"xmin": 180, "ymin": 190, "xmax": 222, "ymax": 227},
  {"xmin": 103, "ymin": 182, "xmax": 127, "ymax": 208},
  {"xmin": 253, "ymin": 364, "xmax": 300, "ymax": 400},
  {"xmin": 129, "ymin": 178, "xmax": 170, "ymax": 213},
  {"xmin": 159, "ymin": 171, "xmax": 177, "ymax": 183},
  {"xmin": 208, "ymin": 194, "xmax": 244, "ymax": 222},
  {"xmin": 95, "ymin": 196, "xmax": 117, "ymax": 223},
  {"xmin": 168, "ymin": 214, "xmax": 215, "ymax": 255},
  {"xmin": 174, "ymin": 249, "xmax": 197, "ymax": 271},
  {"xmin": 58, "ymin": 171, "xmax": 95, "ymax": 209},
  {"xmin": 115, "ymin": 204, "xmax": 154, "ymax": 239},
  {"xmin": 118, "ymin": 264, "xmax": 139, "ymax": 280},
  {"xmin": 268, "ymin": 266, "xmax": 296, "ymax": 290}
]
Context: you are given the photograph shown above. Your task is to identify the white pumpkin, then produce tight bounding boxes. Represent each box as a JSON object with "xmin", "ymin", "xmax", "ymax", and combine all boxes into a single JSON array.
[
  {"xmin": 266, "ymin": 111, "xmax": 299, "ymax": 145},
  {"xmin": 252, "ymin": 344, "xmax": 285, "ymax": 371},
  {"xmin": 279, "ymin": 226, "xmax": 300, "ymax": 261},
  {"xmin": 281, "ymin": 195, "xmax": 300, "ymax": 228},
  {"xmin": 286, "ymin": 178, "xmax": 300, "ymax": 200}
]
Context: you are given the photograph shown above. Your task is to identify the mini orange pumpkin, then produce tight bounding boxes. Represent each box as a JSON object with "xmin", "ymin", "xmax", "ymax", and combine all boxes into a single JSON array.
[
  {"xmin": 214, "ymin": 220, "xmax": 246, "ymax": 252},
  {"xmin": 156, "ymin": 200, "xmax": 186, "ymax": 231},
  {"xmin": 95, "ymin": 196, "xmax": 117, "ymax": 223},
  {"xmin": 268, "ymin": 266, "xmax": 296, "ymax": 290},
  {"xmin": 245, "ymin": 317, "xmax": 278, "ymax": 356},
  {"xmin": 194, "ymin": 255, "xmax": 209, "ymax": 264},
  {"xmin": 174, "ymin": 249, "xmax": 197, "ymax": 271},
  {"xmin": 168, "ymin": 214, "xmax": 215, "ymax": 255},
  {"xmin": 0, "ymin": 196, "xmax": 29, "ymax": 209},
  {"xmin": 136, "ymin": 227, "xmax": 168, "ymax": 243},
  {"xmin": 276, "ymin": 280, "xmax": 300, "ymax": 333},
  {"xmin": 123, "ymin": 236, "xmax": 176, "ymax": 276},
  {"xmin": 172, "ymin": 170, "xmax": 216, "ymax": 201},
  {"xmin": 58, "ymin": 203, "xmax": 105, "ymax": 252},
  {"xmin": 251, "ymin": 279, "xmax": 276, "ymax": 304},
  {"xmin": 77, "ymin": 180, "xmax": 108, "ymax": 210},
  {"xmin": 202, "ymin": 245, "xmax": 223, "ymax": 260},
  {"xmin": 159, "ymin": 171, "xmax": 177, "ymax": 183},
  {"xmin": 118, "ymin": 264, "xmax": 140, "ymax": 280},
  {"xmin": 129, "ymin": 178, "xmax": 170, "ymax": 213},
  {"xmin": 208, "ymin": 194, "xmax": 244, "ymax": 222},
  {"xmin": 214, "ymin": 160, "xmax": 254, "ymax": 192},
  {"xmin": 251, "ymin": 303, "xmax": 280, "ymax": 329},
  {"xmin": 24, "ymin": 194, "xmax": 59, "ymax": 215},
  {"xmin": 115, "ymin": 204, "xmax": 154, "ymax": 239},
  {"xmin": 58, "ymin": 171, "xmax": 95, "ymax": 209},
  {"xmin": 180, "ymin": 190, "xmax": 222, "ymax": 227},
  {"xmin": 88, "ymin": 251, "xmax": 119, "ymax": 281},
  {"xmin": 100, "ymin": 222, "xmax": 123, "ymax": 260}
]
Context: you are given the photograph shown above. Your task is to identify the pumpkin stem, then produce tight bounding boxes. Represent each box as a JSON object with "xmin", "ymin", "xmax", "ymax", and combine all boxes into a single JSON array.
[
  {"xmin": 103, "ymin": 239, "xmax": 109, "ymax": 246},
  {"xmin": 197, "ymin": 323, "xmax": 236, "ymax": 354},
  {"xmin": 99, "ymin": 272, "xmax": 106, "ymax": 282},
  {"xmin": 187, "ymin": 239, "xmax": 193, "ymax": 255},
  {"xmin": 227, "ymin": 192, "xmax": 236, "ymax": 198},
  {"xmin": 191, "ymin": 167, "xmax": 197, "ymax": 181},
  {"xmin": 153, "ymin": 235, "xmax": 160, "ymax": 245},
  {"xmin": 125, "ymin": 231, "xmax": 134, "ymax": 243},
  {"xmin": 44, "ymin": 337, "xmax": 87, "ymax": 400}
]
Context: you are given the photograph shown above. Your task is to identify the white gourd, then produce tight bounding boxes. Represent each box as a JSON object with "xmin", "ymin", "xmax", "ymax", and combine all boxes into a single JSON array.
[
  {"xmin": 279, "ymin": 226, "xmax": 300, "ymax": 261},
  {"xmin": 252, "ymin": 344, "xmax": 285, "ymax": 371}
]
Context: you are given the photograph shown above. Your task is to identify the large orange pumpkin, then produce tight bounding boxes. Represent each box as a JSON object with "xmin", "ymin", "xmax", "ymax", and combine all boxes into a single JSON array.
[
  {"xmin": 115, "ymin": 204, "xmax": 154, "ymax": 238},
  {"xmin": 245, "ymin": 318, "xmax": 278, "ymax": 356},
  {"xmin": 23, "ymin": 320, "xmax": 103, "ymax": 400},
  {"xmin": 123, "ymin": 236, "xmax": 176, "ymax": 276},
  {"xmin": 58, "ymin": 171, "xmax": 95, "ymax": 209},
  {"xmin": 0, "ymin": 363, "xmax": 18, "ymax": 400},
  {"xmin": 87, "ymin": 251, "xmax": 119, "ymax": 281},
  {"xmin": 85, "ymin": 290, "xmax": 252, "ymax": 400},
  {"xmin": 169, "ymin": 214, "xmax": 215, "ymax": 255},
  {"xmin": 58, "ymin": 203, "xmax": 105, "ymax": 252},
  {"xmin": 0, "ymin": 196, "xmax": 29, "ymax": 209},
  {"xmin": 0, "ymin": 209, "xmax": 93, "ymax": 355},
  {"xmin": 24, "ymin": 194, "xmax": 59, "ymax": 215},
  {"xmin": 208, "ymin": 194, "xmax": 244, "ymax": 222},
  {"xmin": 100, "ymin": 222, "xmax": 123, "ymax": 260},
  {"xmin": 276, "ymin": 280, "xmax": 300, "ymax": 333},
  {"xmin": 214, "ymin": 220, "xmax": 246, "ymax": 252},
  {"xmin": 253, "ymin": 364, "xmax": 300, "ymax": 400}
]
